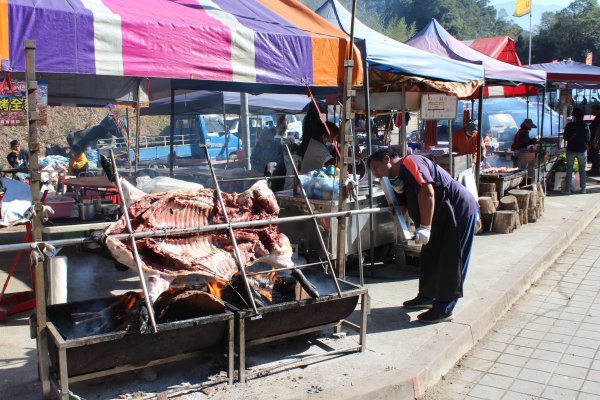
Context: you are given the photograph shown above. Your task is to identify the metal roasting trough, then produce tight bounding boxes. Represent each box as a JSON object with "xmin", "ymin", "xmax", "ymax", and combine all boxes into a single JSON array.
[
  {"xmin": 32, "ymin": 297, "xmax": 235, "ymax": 400},
  {"xmin": 231, "ymin": 267, "xmax": 368, "ymax": 383}
]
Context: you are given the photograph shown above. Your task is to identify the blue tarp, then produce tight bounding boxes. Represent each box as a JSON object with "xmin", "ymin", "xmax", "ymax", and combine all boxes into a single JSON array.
[
  {"xmin": 526, "ymin": 60, "xmax": 600, "ymax": 84},
  {"xmin": 141, "ymin": 91, "xmax": 311, "ymax": 116},
  {"xmin": 315, "ymin": 0, "xmax": 485, "ymax": 83},
  {"xmin": 406, "ymin": 19, "xmax": 546, "ymax": 86}
]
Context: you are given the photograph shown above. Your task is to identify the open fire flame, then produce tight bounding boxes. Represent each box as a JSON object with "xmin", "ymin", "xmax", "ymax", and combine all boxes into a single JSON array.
[
  {"xmin": 206, "ymin": 278, "xmax": 229, "ymax": 299},
  {"xmin": 205, "ymin": 271, "xmax": 279, "ymax": 304}
]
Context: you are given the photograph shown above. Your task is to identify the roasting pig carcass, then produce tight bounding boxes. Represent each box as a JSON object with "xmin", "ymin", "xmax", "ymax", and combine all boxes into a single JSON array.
[{"xmin": 104, "ymin": 181, "xmax": 294, "ymax": 302}]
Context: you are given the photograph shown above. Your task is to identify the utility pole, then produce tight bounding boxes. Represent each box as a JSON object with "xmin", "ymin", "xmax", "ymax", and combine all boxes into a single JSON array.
[{"xmin": 528, "ymin": 0, "xmax": 533, "ymax": 65}]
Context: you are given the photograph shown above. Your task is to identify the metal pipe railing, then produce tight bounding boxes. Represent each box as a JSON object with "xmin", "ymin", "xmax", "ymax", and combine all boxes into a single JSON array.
[{"xmin": 0, "ymin": 207, "xmax": 392, "ymax": 254}]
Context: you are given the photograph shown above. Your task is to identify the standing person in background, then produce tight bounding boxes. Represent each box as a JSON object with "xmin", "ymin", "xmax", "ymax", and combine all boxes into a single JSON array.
[
  {"xmin": 588, "ymin": 104, "xmax": 600, "ymax": 176},
  {"xmin": 452, "ymin": 120, "xmax": 484, "ymax": 165},
  {"xmin": 563, "ymin": 108, "xmax": 590, "ymax": 194},
  {"xmin": 299, "ymin": 121, "xmax": 340, "ymax": 174},
  {"xmin": 6, "ymin": 139, "xmax": 29, "ymax": 181},
  {"xmin": 250, "ymin": 128, "xmax": 286, "ymax": 191}
]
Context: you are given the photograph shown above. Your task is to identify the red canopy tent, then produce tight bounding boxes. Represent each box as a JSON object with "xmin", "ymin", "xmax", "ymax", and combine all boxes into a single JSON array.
[{"xmin": 463, "ymin": 36, "xmax": 523, "ymax": 66}]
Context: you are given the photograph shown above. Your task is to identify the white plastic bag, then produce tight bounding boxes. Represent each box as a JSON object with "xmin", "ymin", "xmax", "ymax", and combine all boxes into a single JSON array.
[{"xmin": 136, "ymin": 176, "xmax": 204, "ymax": 194}]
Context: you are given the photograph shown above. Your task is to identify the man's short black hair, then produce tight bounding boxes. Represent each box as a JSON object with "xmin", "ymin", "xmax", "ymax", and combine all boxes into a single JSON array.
[
  {"xmin": 572, "ymin": 107, "xmax": 584, "ymax": 119},
  {"xmin": 366, "ymin": 147, "xmax": 402, "ymax": 169},
  {"xmin": 10, "ymin": 139, "xmax": 19, "ymax": 148}
]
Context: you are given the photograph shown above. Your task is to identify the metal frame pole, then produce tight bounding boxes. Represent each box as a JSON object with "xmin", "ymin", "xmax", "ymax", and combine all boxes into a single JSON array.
[
  {"xmin": 401, "ymin": 86, "xmax": 407, "ymax": 154},
  {"xmin": 222, "ymin": 92, "xmax": 230, "ymax": 168},
  {"xmin": 284, "ymin": 145, "xmax": 342, "ymax": 297},
  {"xmin": 476, "ymin": 86, "xmax": 484, "ymax": 189},
  {"xmin": 0, "ymin": 207, "xmax": 394, "ymax": 254},
  {"xmin": 169, "ymin": 87, "xmax": 175, "ymax": 177},
  {"xmin": 336, "ymin": 0, "xmax": 358, "ymax": 280},
  {"xmin": 202, "ymin": 147, "xmax": 259, "ymax": 314},
  {"xmin": 240, "ymin": 93, "xmax": 251, "ymax": 171},
  {"xmin": 134, "ymin": 79, "xmax": 142, "ymax": 173},
  {"xmin": 109, "ymin": 150, "xmax": 157, "ymax": 333},
  {"xmin": 448, "ymin": 118, "xmax": 453, "ymax": 177},
  {"xmin": 26, "ymin": 40, "xmax": 51, "ymax": 398},
  {"xmin": 538, "ymin": 86, "xmax": 546, "ymax": 182},
  {"xmin": 364, "ymin": 62, "xmax": 375, "ymax": 270}
]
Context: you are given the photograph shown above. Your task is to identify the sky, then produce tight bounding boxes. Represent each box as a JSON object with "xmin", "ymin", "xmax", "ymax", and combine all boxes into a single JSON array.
[{"xmin": 489, "ymin": 0, "xmax": 566, "ymax": 29}]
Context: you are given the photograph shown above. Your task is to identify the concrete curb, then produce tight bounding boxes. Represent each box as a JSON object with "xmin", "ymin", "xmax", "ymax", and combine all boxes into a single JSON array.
[{"xmin": 303, "ymin": 194, "xmax": 600, "ymax": 400}]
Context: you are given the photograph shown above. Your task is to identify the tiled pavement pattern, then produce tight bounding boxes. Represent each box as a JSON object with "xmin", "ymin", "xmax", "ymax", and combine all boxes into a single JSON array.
[{"xmin": 425, "ymin": 216, "xmax": 600, "ymax": 400}]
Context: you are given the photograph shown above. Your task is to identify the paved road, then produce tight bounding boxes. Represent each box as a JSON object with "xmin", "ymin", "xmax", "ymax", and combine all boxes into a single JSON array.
[{"xmin": 425, "ymin": 215, "xmax": 600, "ymax": 400}]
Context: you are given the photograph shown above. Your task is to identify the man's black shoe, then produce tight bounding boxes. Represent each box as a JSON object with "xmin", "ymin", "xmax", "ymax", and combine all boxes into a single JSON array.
[
  {"xmin": 402, "ymin": 296, "xmax": 433, "ymax": 309},
  {"xmin": 417, "ymin": 309, "xmax": 453, "ymax": 324}
]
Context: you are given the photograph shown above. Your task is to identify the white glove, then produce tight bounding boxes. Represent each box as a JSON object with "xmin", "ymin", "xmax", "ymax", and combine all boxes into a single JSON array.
[{"xmin": 415, "ymin": 225, "xmax": 431, "ymax": 245}]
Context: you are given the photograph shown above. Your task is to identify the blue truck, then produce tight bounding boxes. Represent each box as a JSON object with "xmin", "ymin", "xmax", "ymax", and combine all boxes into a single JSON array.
[{"xmin": 98, "ymin": 114, "xmax": 243, "ymax": 164}]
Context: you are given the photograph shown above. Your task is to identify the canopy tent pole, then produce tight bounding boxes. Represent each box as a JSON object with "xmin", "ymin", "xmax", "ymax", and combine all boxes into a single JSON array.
[
  {"xmin": 538, "ymin": 86, "xmax": 546, "ymax": 185},
  {"xmin": 526, "ymin": 85, "xmax": 530, "ymax": 118},
  {"xmin": 335, "ymin": 0, "xmax": 358, "ymax": 280},
  {"xmin": 126, "ymin": 108, "xmax": 132, "ymax": 175},
  {"xmin": 240, "ymin": 93, "xmax": 251, "ymax": 171},
  {"xmin": 448, "ymin": 119, "xmax": 453, "ymax": 177},
  {"xmin": 222, "ymin": 92, "xmax": 230, "ymax": 168},
  {"xmin": 169, "ymin": 87, "xmax": 175, "ymax": 178},
  {"xmin": 26, "ymin": 40, "xmax": 51, "ymax": 398},
  {"xmin": 364, "ymin": 62, "xmax": 375, "ymax": 270},
  {"xmin": 401, "ymin": 85, "xmax": 407, "ymax": 155},
  {"xmin": 476, "ymin": 86, "xmax": 484, "ymax": 189},
  {"xmin": 134, "ymin": 79, "xmax": 142, "ymax": 173}
]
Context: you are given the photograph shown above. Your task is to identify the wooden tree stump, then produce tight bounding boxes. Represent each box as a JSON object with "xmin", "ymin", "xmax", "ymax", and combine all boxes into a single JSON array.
[
  {"xmin": 482, "ymin": 192, "xmax": 497, "ymax": 201},
  {"xmin": 479, "ymin": 196, "xmax": 496, "ymax": 214},
  {"xmin": 479, "ymin": 182, "xmax": 496, "ymax": 195},
  {"xmin": 493, "ymin": 211, "xmax": 516, "ymax": 234},
  {"xmin": 508, "ymin": 189, "xmax": 530, "ymax": 224},
  {"xmin": 499, "ymin": 195, "xmax": 519, "ymax": 212},
  {"xmin": 527, "ymin": 191, "xmax": 537, "ymax": 223}
]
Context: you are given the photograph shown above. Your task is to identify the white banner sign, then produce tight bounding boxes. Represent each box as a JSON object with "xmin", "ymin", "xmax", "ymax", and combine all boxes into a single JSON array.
[{"xmin": 420, "ymin": 94, "xmax": 458, "ymax": 120}]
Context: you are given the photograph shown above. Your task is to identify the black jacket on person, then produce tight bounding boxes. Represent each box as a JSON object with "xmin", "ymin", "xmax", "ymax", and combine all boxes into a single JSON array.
[
  {"xmin": 564, "ymin": 121, "xmax": 590, "ymax": 152},
  {"xmin": 6, "ymin": 149, "xmax": 29, "ymax": 170}
]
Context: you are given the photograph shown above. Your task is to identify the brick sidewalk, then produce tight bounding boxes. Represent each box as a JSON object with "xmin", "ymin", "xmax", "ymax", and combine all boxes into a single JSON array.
[{"xmin": 425, "ymin": 216, "xmax": 600, "ymax": 400}]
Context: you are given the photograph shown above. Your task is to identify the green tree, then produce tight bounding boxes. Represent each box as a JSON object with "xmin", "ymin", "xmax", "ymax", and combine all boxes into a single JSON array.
[{"xmin": 532, "ymin": 0, "xmax": 600, "ymax": 63}]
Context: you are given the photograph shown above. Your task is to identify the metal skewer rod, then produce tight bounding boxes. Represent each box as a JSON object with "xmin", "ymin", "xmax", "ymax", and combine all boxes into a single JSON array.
[
  {"xmin": 217, "ymin": 174, "xmax": 297, "ymax": 183},
  {"xmin": 0, "ymin": 206, "xmax": 393, "ymax": 254},
  {"xmin": 350, "ymin": 127, "xmax": 364, "ymax": 286},
  {"xmin": 203, "ymin": 147, "xmax": 259, "ymax": 315},
  {"xmin": 245, "ymin": 261, "xmax": 328, "ymax": 277},
  {"xmin": 284, "ymin": 144, "xmax": 342, "ymax": 297},
  {"xmin": 109, "ymin": 150, "xmax": 157, "ymax": 333}
]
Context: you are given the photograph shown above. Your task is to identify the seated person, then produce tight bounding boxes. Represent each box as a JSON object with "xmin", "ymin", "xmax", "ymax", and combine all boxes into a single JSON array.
[
  {"xmin": 452, "ymin": 120, "xmax": 485, "ymax": 164},
  {"xmin": 299, "ymin": 121, "xmax": 340, "ymax": 174},
  {"xmin": 511, "ymin": 118, "xmax": 537, "ymax": 151},
  {"xmin": 69, "ymin": 144, "xmax": 89, "ymax": 177},
  {"xmin": 250, "ymin": 128, "xmax": 286, "ymax": 191},
  {"xmin": 6, "ymin": 139, "xmax": 30, "ymax": 181}
]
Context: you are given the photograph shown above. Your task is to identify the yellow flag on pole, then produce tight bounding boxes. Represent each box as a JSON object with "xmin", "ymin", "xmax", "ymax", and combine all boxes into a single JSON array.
[{"xmin": 513, "ymin": 0, "xmax": 531, "ymax": 17}]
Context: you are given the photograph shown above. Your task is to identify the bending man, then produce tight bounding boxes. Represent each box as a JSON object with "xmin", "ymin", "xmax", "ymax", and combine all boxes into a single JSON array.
[{"xmin": 367, "ymin": 148, "xmax": 479, "ymax": 323}]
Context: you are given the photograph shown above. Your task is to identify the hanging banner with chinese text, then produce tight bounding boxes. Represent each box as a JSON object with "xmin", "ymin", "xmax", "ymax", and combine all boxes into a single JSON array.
[{"xmin": 0, "ymin": 77, "xmax": 48, "ymax": 126}]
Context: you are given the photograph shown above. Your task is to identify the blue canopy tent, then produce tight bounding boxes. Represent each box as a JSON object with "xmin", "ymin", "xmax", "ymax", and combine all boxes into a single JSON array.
[
  {"xmin": 526, "ymin": 60, "xmax": 600, "ymax": 84},
  {"xmin": 315, "ymin": 0, "xmax": 484, "ymax": 84},
  {"xmin": 406, "ymin": 19, "xmax": 546, "ymax": 87}
]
